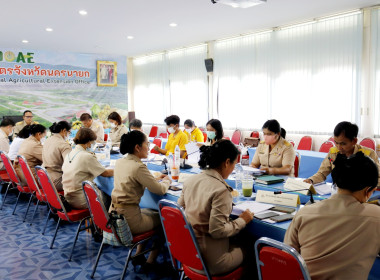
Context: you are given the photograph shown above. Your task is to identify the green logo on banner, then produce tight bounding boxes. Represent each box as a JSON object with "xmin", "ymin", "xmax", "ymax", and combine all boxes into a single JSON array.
[{"xmin": 0, "ymin": 51, "xmax": 34, "ymax": 63}]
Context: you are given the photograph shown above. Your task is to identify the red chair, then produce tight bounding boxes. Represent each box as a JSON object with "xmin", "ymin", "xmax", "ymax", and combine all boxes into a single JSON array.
[
  {"xmin": 223, "ymin": 136, "xmax": 230, "ymax": 141},
  {"xmin": 359, "ymin": 137, "xmax": 376, "ymax": 151},
  {"xmin": 203, "ymin": 132, "xmax": 207, "ymax": 142},
  {"xmin": 150, "ymin": 138, "xmax": 162, "ymax": 154},
  {"xmin": 199, "ymin": 127, "xmax": 205, "ymax": 132},
  {"xmin": 158, "ymin": 199, "xmax": 244, "ymax": 280},
  {"xmin": 250, "ymin": 131, "xmax": 260, "ymax": 138},
  {"xmin": 82, "ymin": 181, "xmax": 158, "ymax": 279},
  {"xmin": 149, "ymin": 125, "xmax": 158, "ymax": 138},
  {"xmin": 231, "ymin": 129, "xmax": 242, "ymax": 146},
  {"xmin": 294, "ymin": 152, "xmax": 300, "ymax": 178},
  {"xmin": 159, "ymin": 132, "xmax": 168, "ymax": 139},
  {"xmin": 104, "ymin": 134, "xmax": 108, "ymax": 142},
  {"xmin": 255, "ymin": 237, "xmax": 311, "ymax": 280},
  {"xmin": 0, "ymin": 151, "xmax": 31, "ymax": 211},
  {"xmin": 35, "ymin": 166, "xmax": 91, "ymax": 261},
  {"xmin": 288, "ymin": 140, "xmax": 295, "ymax": 147},
  {"xmin": 328, "ymin": 136, "xmax": 334, "ymax": 142},
  {"xmin": 319, "ymin": 141, "xmax": 335, "ymax": 153},
  {"xmin": 297, "ymin": 136, "xmax": 312, "ymax": 151}
]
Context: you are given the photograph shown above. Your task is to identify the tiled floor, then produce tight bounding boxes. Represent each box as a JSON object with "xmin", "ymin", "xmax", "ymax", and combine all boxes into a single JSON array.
[{"xmin": 0, "ymin": 186, "xmax": 177, "ymax": 280}]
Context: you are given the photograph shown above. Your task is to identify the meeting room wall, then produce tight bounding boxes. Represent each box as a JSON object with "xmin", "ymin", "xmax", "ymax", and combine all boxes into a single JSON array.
[
  {"xmin": 131, "ymin": 6, "xmax": 380, "ymax": 155},
  {"xmin": 0, "ymin": 48, "xmax": 128, "ymax": 128}
]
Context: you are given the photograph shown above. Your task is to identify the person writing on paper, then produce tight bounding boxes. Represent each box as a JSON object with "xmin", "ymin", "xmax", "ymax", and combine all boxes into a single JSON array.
[
  {"xmin": 304, "ymin": 121, "xmax": 380, "ymax": 186},
  {"xmin": 153, "ymin": 115, "xmax": 188, "ymax": 158},
  {"xmin": 107, "ymin": 112, "xmax": 128, "ymax": 146},
  {"xmin": 110, "ymin": 130, "xmax": 171, "ymax": 270},
  {"xmin": 251, "ymin": 119, "xmax": 295, "ymax": 176},
  {"xmin": 62, "ymin": 128, "xmax": 113, "ymax": 209},
  {"xmin": 129, "ymin": 118, "xmax": 143, "ymax": 132},
  {"xmin": 80, "ymin": 113, "xmax": 104, "ymax": 143},
  {"xmin": 285, "ymin": 152, "xmax": 380, "ymax": 279},
  {"xmin": 178, "ymin": 139, "xmax": 253, "ymax": 275},
  {"xmin": 184, "ymin": 119, "xmax": 204, "ymax": 143}
]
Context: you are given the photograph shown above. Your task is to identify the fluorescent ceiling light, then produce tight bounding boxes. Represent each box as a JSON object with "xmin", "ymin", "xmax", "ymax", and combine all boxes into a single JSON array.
[
  {"xmin": 212, "ymin": 0, "xmax": 266, "ymax": 8},
  {"xmin": 127, "ymin": 36, "xmax": 134, "ymax": 39},
  {"xmin": 169, "ymin": 23, "xmax": 177, "ymax": 27},
  {"xmin": 22, "ymin": 40, "xmax": 29, "ymax": 43},
  {"xmin": 45, "ymin": 27, "xmax": 53, "ymax": 32},
  {"xmin": 79, "ymin": 10, "xmax": 88, "ymax": 15}
]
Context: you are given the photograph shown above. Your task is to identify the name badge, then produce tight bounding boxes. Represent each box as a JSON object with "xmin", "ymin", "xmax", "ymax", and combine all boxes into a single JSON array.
[{"xmin": 256, "ymin": 190, "xmax": 300, "ymax": 207}]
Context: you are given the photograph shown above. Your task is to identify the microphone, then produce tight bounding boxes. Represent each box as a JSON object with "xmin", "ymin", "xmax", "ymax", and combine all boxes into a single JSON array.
[
  {"xmin": 161, "ymin": 158, "xmax": 168, "ymax": 174},
  {"xmin": 274, "ymin": 188, "xmax": 315, "ymax": 205}
]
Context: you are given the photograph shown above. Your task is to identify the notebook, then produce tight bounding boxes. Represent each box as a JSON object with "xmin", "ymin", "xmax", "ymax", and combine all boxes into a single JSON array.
[{"xmin": 255, "ymin": 175, "xmax": 284, "ymax": 185}]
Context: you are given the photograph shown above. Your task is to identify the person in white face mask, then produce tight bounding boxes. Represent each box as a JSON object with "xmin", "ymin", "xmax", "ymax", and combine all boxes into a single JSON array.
[
  {"xmin": 184, "ymin": 119, "xmax": 204, "ymax": 143},
  {"xmin": 62, "ymin": 128, "xmax": 113, "ymax": 209},
  {"xmin": 14, "ymin": 124, "xmax": 46, "ymax": 185},
  {"xmin": 0, "ymin": 118, "xmax": 15, "ymax": 179},
  {"xmin": 107, "ymin": 112, "xmax": 128, "ymax": 146},
  {"xmin": 285, "ymin": 152, "xmax": 380, "ymax": 280},
  {"xmin": 153, "ymin": 115, "xmax": 188, "ymax": 158},
  {"xmin": 250, "ymin": 119, "xmax": 295, "ymax": 176},
  {"xmin": 42, "ymin": 121, "xmax": 72, "ymax": 191}
]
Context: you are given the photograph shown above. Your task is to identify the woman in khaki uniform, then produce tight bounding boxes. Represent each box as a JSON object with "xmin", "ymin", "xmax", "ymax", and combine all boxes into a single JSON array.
[
  {"xmin": 110, "ymin": 130, "xmax": 171, "ymax": 269},
  {"xmin": 42, "ymin": 121, "xmax": 72, "ymax": 191},
  {"xmin": 178, "ymin": 140, "xmax": 253, "ymax": 276},
  {"xmin": 107, "ymin": 112, "xmax": 128, "ymax": 146},
  {"xmin": 14, "ymin": 124, "xmax": 46, "ymax": 185},
  {"xmin": 251, "ymin": 119, "xmax": 295, "ymax": 176},
  {"xmin": 62, "ymin": 128, "xmax": 113, "ymax": 209}
]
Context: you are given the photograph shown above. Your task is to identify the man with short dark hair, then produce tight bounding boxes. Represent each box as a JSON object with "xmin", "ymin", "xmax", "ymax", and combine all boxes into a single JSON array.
[
  {"xmin": 0, "ymin": 118, "xmax": 15, "ymax": 170},
  {"xmin": 305, "ymin": 121, "xmax": 380, "ymax": 186},
  {"xmin": 13, "ymin": 110, "xmax": 37, "ymax": 139},
  {"xmin": 79, "ymin": 113, "xmax": 104, "ymax": 142}
]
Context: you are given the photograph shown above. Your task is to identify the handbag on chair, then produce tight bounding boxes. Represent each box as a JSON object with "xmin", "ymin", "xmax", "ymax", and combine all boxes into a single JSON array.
[{"xmin": 103, "ymin": 211, "xmax": 133, "ymax": 246}]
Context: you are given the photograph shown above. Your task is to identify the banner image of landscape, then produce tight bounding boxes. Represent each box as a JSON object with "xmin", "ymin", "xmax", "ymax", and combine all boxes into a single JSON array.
[{"xmin": 0, "ymin": 48, "xmax": 128, "ymax": 128}]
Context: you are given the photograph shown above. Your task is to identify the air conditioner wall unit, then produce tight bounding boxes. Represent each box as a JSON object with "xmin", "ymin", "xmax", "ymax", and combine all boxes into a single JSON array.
[{"xmin": 212, "ymin": 0, "xmax": 266, "ymax": 8}]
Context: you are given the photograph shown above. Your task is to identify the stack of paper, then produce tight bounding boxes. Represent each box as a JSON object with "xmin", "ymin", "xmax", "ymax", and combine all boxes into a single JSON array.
[
  {"xmin": 232, "ymin": 201, "xmax": 274, "ymax": 215},
  {"xmin": 314, "ymin": 183, "xmax": 332, "ymax": 195},
  {"xmin": 185, "ymin": 142, "xmax": 201, "ymax": 164}
]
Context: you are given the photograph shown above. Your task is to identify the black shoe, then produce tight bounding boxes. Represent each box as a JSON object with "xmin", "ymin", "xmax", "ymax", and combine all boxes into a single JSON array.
[{"xmin": 132, "ymin": 254, "xmax": 146, "ymax": 267}]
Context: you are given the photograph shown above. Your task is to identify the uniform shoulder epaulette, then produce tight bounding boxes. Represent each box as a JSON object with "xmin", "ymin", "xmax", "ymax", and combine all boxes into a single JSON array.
[
  {"xmin": 16, "ymin": 121, "xmax": 23, "ymax": 125},
  {"xmin": 358, "ymin": 148, "xmax": 371, "ymax": 156},
  {"xmin": 283, "ymin": 140, "xmax": 291, "ymax": 147},
  {"xmin": 260, "ymin": 140, "xmax": 265, "ymax": 144},
  {"xmin": 33, "ymin": 121, "xmax": 39, "ymax": 124},
  {"xmin": 329, "ymin": 147, "xmax": 339, "ymax": 154}
]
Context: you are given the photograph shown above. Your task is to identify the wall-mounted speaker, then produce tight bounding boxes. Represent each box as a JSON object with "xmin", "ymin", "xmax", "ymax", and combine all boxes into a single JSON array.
[{"xmin": 205, "ymin": 58, "xmax": 214, "ymax": 73}]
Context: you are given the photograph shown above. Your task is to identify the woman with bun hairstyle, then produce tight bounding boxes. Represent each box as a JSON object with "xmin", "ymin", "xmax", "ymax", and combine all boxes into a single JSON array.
[
  {"xmin": 285, "ymin": 152, "xmax": 380, "ymax": 279},
  {"xmin": 178, "ymin": 139, "xmax": 254, "ymax": 275},
  {"xmin": 251, "ymin": 119, "xmax": 295, "ymax": 176},
  {"xmin": 42, "ymin": 121, "xmax": 72, "ymax": 191},
  {"xmin": 14, "ymin": 124, "xmax": 46, "ymax": 185},
  {"xmin": 62, "ymin": 128, "xmax": 113, "ymax": 209},
  {"xmin": 8, "ymin": 125, "xmax": 31, "ymax": 161},
  {"xmin": 110, "ymin": 130, "xmax": 171, "ymax": 269}
]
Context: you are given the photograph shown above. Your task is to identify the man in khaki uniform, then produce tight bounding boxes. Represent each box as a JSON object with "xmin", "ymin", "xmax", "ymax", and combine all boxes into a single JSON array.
[
  {"xmin": 305, "ymin": 121, "xmax": 380, "ymax": 186},
  {"xmin": 79, "ymin": 113, "xmax": 104, "ymax": 142},
  {"xmin": 13, "ymin": 110, "xmax": 37, "ymax": 140},
  {"xmin": 0, "ymin": 118, "xmax": 15, "ymax": 171}
]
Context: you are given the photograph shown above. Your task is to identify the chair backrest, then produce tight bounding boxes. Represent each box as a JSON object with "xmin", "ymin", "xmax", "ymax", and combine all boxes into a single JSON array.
[
  {"xmin": 250, "ymin": 131, "xmax": 260, "ymax": 138},
  {"xmin": 231, "ymin": 129, "xmax": 242, "ymax": 145},
  {"xmin": 359, "ymin": 137, "xmax": 376, "ymax": 151},
  {"xmin": 159, "ymin": 133, "xmax": 168, "ymax": 139},
  {"xmin": 319, "ymin": 141, "xmax": 335, "ymax": 153},
  {"xmin": 288, "ymin": 140, "xmax": 295, "ymax": 147},
  {"xmin": 0, "ymin": 151, "xmax": 22, "ymax": 186},
  {"xmin": 158, "ymin": 199, "xmax": 211, "ymax": 278},
  {"xmin": 150, "ymin": 138, "xmax": 162, "ymax": 154},
  {"xmin": 294, "ymin": 152, "xmax": 300, "ymax": 178},
  {"xmin": 35, "ymin": 166, "xmax": 66, "ymax": 213},
  {"xmin": 255, "ymin": 237, "xmax": 311, "ymax": 280},
  {"xmin": 202, "ymin": 132, "xmax": 207, "ymax": 142},
  {"xmin": 328, "ymin": 136, "xmax": 334, "ymax": 142},
  {"xmin": 104, "ymin": 134, "xmax": 108, "ymax": 142},
  {"xmin": 223, "ymin": 136, "xmax": 230, "ymax": 140},
  {"xmin": 82, "ymin": 181, "xmax": 112, "ymax": 233},
  {"xmin": 149, "ymin": 125, "xmax": 158, "ymax": 138},
  {"xmin": 297, "ymin": 136, "xmax": 312, "ymax": 151},
  {"xmin": 17, "ymin": 155, "xmax": 43, "ymax": 196}
]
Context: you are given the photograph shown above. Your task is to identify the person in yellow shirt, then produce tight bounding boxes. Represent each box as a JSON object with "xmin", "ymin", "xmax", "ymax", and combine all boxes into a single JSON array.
[
  {"xmin": 153, "ymin": 115, "xmax": 188, "ymax": 158},
  {"xmin": 184, "ymin": 119, "xmax": 204, "ymax": 143}
]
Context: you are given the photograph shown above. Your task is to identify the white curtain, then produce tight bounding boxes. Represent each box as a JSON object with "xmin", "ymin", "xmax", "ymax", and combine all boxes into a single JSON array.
[
  {"xmin": 214, "ymin": 12, "xmax": 363, "ymax": 134},
  {"xmin": 372, "ymin": 8, "xmax": 380, "ymax": 137}
]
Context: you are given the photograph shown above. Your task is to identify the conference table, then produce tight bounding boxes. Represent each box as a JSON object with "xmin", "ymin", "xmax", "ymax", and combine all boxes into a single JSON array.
[{"xmin": 94, "ymin": 153, "xmax": 380, "ymax": 279}]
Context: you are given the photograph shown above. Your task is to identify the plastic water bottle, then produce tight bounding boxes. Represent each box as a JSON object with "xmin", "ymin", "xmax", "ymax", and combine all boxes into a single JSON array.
[
  {"xmin": 235, "ymin": 163, "xmax": 243, "ymax": 194},
  {"xmin": 105, "ymin": 136, "xmax": 111, "ymax": 161},
  {"xmin": 171, "ymin": 146, "xmax": 180, "ymax": 181}
]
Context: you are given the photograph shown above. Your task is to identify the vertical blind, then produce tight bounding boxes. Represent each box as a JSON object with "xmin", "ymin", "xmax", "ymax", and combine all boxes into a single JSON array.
[{"xmin": 214, "ymin": 12, "xmax": 363, "ymax": 133}]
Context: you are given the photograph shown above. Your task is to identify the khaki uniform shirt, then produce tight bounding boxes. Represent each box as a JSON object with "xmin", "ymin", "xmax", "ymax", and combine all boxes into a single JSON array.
[
  {"xmin": 62, "ymin": 145, "xmax": 105, "ymax": 208},
  {"xmin": 13, "ymin": 120, "xmax": 37, "ymax": 140},
  {"xmin": 309, "ymin": 144, "xmax": 380, "ymax": 186},
  {"xmin": 284, "ymin": 194, "xmax": 380, "ymax": 280},
  {"xmin": 251, "ymin": 137, "xmax": 296, "ymax": 176},
  {"xmin": 14, "ymin": 135, "xmax": 43, "ymax": 185},
  {"xmin": 178, "ymin": 169, "xmax": 246, "ymax": 275},
  {"xmin": 90, "ymin": 120, "xmax": 104, "ymax": 142},
  {"xmin": 42, "ymin": 134, "xmax": 72, "ymax": 190},
  {"xmin": 0, "ymin": 128, "xmax": 10, "ymax": 170},
  {"xmin": 109, "ymin": 124, "xmax": 128, "ymax": 146}
]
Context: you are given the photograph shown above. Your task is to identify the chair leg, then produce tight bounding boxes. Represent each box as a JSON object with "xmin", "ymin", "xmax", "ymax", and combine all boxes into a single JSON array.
[
  {"xmin": 23, "ymin": 194, "xmax": 34, "ymax": 222},
  {"xmin": 91, "ymin": 241, "xmax": 105, "ymax": 278},
  {"xmin": 42, "ymin": 209, "xmax": 51, "ymax": 235},
  {"xmin": 0, "ymin": 182, "xmax": 11, "ymax": 210},
  {"xmin": 50, "ymin": 218, "xmax": 61, "ymax": 249},
  {"xmin": 121, "ymin": 244, "xmax": 138, "ymax": 280},
  {"xmin": 68, "ymin": 218, "xmax": 87, "ymax": 261},
  {"xmin": 12, "ymin": 192, "xmax": 22, "ymax": 215},
  {"xmin": 179, "ymin": 271, "xmax": 185, "ymax": 280},
  {"xmin": 29, "ymin": 200, "xmax": 40, "ymax": 226}
]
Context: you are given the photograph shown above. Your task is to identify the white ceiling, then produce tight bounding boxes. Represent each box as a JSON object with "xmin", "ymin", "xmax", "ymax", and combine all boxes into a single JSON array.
[{"xmin": 0, "ymin": 0, "xmax": 378, "ymax": 57}]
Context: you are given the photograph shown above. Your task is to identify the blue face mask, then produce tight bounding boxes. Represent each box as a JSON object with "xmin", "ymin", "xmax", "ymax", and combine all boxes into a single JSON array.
[
  {"xmin": 207, "ymin": 131, "xmax": 216, "ymax": 140},
  {"xmin": 86, "ymin": 143, "xmax": 96, "ymax": 153}
]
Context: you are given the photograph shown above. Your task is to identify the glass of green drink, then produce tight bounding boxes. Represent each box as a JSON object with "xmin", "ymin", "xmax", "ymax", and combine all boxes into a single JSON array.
[{"xmin": 242, "ymin": 177, "xmax": 253, "ymax": 197}]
